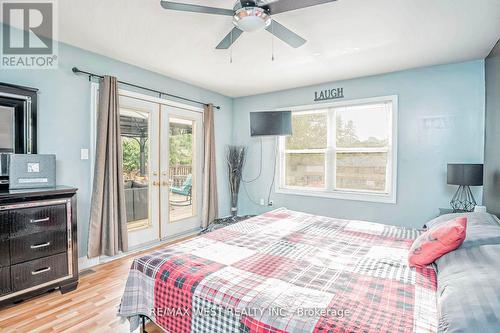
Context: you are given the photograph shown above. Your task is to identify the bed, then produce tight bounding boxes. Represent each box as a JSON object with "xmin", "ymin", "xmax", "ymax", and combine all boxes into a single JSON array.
[{"xmin": 118, "ymin": 208, "xmax": 500, "ymax": 333}]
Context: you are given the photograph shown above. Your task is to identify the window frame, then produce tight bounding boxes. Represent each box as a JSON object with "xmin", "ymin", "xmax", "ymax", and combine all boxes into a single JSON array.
[{"xmin": 276, "ymin": 95, "xmax": 398, "ymax": 204}]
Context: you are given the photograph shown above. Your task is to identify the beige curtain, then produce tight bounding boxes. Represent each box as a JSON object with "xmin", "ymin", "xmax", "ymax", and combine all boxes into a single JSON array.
[
  {"xmin": 87, "ymin": 76, "xmax": 128, "ymax": 258},
  {"xmin": 202, "ymin": 104, "xmax": 218, "ymax": 228}
]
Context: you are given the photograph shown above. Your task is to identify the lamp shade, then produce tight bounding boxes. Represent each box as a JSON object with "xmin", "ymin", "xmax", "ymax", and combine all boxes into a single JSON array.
[{"xmin": 447, "ymin": 164, "xmax": 483, "ymax": 186}]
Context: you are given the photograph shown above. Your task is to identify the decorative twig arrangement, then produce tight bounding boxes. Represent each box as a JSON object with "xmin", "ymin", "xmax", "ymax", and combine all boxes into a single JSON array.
[{"xmin": 227, "ymin": 145, "xmax": 246, "ymax": 216}]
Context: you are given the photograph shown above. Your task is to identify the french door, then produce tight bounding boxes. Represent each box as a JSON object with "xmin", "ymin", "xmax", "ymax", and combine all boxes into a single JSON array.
[
  {"xmin": 118, "ymin": 94, "xmax": 203, "ymax": 248},
  {"xmin": 160, "ymin": 106, "xmax": 203, "ymax": 238}
]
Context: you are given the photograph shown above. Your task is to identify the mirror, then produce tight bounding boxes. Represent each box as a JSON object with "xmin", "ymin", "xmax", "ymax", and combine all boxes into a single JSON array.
[
  {"xmin": 0, "ymin": 82, "xmax": 38, "ymax": 155},
  {"xmin": 0, "ymin": 106, "xmax": 15, "ymax": 153}
]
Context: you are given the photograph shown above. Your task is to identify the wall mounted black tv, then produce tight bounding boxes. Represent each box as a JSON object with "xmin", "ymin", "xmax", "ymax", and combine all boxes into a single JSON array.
[{"xmin": 250, "ymin": 111, "xmax": 292, "ymax": 137}]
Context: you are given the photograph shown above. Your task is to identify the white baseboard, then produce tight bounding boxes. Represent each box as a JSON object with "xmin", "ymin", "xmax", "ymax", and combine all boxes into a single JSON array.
[
  {"xmin": 78, "ymin": 256, "xmax": 100, "ymax": 271},
  {"xmin": 77, "ymin": 228, "xmax": 201, "ymax": 272}
]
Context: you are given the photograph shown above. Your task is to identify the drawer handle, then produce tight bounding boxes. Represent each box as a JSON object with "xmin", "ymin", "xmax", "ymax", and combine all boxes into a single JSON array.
[
  {"xmin": 30, "ymin": 217, "xmax": 50, "ymax": 224},
  {"xmin": 31, "ymin": 267, "xmax": 51, "ymax": 275},
  {"xmin": 30, "ymin": 242, "xmax": 51, "ymax": 249}
]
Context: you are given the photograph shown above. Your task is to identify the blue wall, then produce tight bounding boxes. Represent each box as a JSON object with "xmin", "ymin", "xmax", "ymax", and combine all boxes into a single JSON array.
[
  {"xmin": 232, "ymin": 60, "xmax": 485, "ymax": 227},
  {"xmin": 0, "ymin": 23, "xmax": 487, "ymax": 252},
  {"xmin": 0, "ymin": 36, "xmax": 233, "ymax": 256}
]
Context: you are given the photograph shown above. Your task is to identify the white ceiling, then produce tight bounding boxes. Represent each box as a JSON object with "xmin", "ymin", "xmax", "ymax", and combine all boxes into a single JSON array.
[{"xmin": 54, "ymin": 0, "xmax": 500, "ymax": 97}]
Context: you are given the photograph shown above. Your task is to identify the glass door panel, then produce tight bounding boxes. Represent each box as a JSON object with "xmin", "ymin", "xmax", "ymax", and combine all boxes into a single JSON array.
[
  {"xmin": 160, "ymin": 106, "xmax": 203, "ymax": 238},
  {"xmin": 119, "ymin": 95, "xmax": 160, "ymax": 248},
  {"xmin": 168, "ymin": 117, "xmax": 195, "ymax": 222},
  {"xmin": 121, "ymin": 108, "xmax": 150, "ymax": 229}
]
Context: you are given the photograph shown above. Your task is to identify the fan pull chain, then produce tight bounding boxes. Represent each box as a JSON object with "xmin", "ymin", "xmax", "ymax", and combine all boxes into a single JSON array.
[
  {"xmin": 230, "ymin": 30, "xmax": 233, "ymax": 64},
  {"xmin": 271, "ymin": 24, "xmax": 275, "ymax": 61}
]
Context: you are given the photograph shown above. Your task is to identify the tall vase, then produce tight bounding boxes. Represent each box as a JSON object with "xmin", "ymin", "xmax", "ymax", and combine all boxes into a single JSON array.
[
  {"xmin": 230, "ymin": 193, "xmax": 239, "ymax": 217},
  {"xmin": 227, "ymin": 145, "xmax": 246, "ymax": 217}
]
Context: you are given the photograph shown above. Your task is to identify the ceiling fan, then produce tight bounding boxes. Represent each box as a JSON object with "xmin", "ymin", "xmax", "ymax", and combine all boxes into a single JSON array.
[{"xmin": 160, "ymin": 0, "xmax": 337, "ymax": 49}]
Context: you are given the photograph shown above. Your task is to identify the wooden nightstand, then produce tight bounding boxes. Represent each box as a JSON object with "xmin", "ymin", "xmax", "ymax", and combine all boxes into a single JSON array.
[{"xmin": 439, "ymin": 208, "xmax": 468, "ymax": 216}]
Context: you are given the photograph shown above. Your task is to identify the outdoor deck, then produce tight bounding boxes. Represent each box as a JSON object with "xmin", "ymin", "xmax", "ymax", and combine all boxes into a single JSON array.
[
  {"xmin": 126, "ymin": 193, "xmax": 194, "ymax": 231},
  {"xmin": 169, "ymin": 192, "xmax": 194, "ymax": 222}
]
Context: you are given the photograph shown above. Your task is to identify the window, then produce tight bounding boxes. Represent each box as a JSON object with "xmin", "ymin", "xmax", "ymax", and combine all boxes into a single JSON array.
[{"xmin": 278, "ymin": 96, "xmax": 397, "ymax": 203}]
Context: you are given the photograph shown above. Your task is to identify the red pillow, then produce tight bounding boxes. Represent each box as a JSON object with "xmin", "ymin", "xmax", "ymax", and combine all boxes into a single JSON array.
[{"xmin": 408, "ymin": 217, "xmax": 467, "ymax": 268}]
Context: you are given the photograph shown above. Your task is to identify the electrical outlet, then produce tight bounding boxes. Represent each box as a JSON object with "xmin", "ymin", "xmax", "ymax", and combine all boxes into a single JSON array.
[
  {"xmin": 268, "ymin": 200, "xmax": 274, "ymax": 206},
  {"xmin": 259, "ymin": 198, "xmax": 265, "ymax": 206}
]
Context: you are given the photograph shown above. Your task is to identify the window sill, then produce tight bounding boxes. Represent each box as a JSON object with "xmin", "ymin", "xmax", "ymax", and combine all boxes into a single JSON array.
[{"xmin": 275, "ymin": 187, "xmax": 396, "ymax": 204}]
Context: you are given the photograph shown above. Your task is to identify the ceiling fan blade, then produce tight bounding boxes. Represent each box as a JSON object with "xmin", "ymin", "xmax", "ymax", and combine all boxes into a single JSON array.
[
  {"xmin": 264, "ymin": 0, "xmax": 337, "ymax": 15},
  {"xmin": 160, "ymin": 1, "xmax": 233, "ymax": 16},
  {"xmin": 265, "ymin": 20, "xmax": 306, "ymax": 48},
  {"xmin": 216, "ymin": 27, "xmax": 244, "ymax": 49}
]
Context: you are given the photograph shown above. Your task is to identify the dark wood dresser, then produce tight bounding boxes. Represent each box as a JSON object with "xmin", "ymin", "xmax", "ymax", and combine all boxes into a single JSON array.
[{"xmin": 0, "ymin": 186, "xmax": 78, "ymax": 306}]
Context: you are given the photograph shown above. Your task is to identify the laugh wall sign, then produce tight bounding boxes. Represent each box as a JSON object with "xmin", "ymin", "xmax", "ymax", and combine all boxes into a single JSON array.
[{"xmin": 314, "ymin": 87, "xmax": 344, "ymax": 102}]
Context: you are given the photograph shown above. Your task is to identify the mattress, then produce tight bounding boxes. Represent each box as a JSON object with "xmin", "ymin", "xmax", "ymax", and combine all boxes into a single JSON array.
[{"xmin": 118, "ymin": 208, "xmax": 438, "ymax": 333}]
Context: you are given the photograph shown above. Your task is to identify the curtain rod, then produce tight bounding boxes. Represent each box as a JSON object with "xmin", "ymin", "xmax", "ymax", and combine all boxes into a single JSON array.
[{"xmin": 72, "ymin": 67, "xmax": 221, "ymax": 110}]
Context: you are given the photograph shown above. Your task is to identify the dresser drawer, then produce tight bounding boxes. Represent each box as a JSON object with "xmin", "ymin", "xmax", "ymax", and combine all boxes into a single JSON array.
[
  {"xmin": 0, "ymin": 213, "xmax": 8, "ymax": 237},
  {"xmin": 10, "ymin": 229, "xmax": 67, "ymax": 265},
  {"xmin": 0, "ymin": 267, "xmax": 10, "ymax": 296},
  {"xmin": 11, "ymin": 253, "xmax": 68, "ymax": 292},
  {"xmin": 0, "ymin": 212, "xmax": 10, "ymax": 268},
  {"xmin": 1, "ymin": 204, "xmax": 67, "ymax": 237},
  {"xmin": 0, "ymin": 239, "xmax": 9, "ymax": 267}
]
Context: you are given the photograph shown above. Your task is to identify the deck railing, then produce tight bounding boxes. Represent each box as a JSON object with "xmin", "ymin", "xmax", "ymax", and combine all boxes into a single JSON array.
[{"xmin": 170, "ymin": 165, "xmax": 192, "ymax": 186}]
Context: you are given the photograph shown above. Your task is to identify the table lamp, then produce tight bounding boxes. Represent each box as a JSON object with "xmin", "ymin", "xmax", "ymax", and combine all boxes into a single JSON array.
[{"xmin": 447, "ymin": 163, "xmax": 483, "ymax": 212}]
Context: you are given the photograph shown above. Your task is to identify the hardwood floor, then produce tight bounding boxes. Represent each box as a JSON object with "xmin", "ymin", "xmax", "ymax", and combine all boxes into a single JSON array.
[{"xmin": 0, "ymin": 238, "xmax": 192, "ymax": 333}]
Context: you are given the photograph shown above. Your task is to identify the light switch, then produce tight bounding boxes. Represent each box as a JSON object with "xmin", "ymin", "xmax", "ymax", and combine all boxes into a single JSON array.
[{"xmin": 81, "ymin": 149, "xmax": 89, "ymax": 160}]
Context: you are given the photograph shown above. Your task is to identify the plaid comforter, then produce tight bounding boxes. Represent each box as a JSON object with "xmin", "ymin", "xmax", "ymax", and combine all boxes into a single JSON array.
[{"xmin": 118, "ymin": 208, "xmax": 438, "ymax": 333}]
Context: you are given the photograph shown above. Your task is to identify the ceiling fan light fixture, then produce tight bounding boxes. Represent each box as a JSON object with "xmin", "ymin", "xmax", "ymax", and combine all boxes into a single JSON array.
[{"xmin": 233, "ymin": 7, "xmax": 271, "ymax": 32}]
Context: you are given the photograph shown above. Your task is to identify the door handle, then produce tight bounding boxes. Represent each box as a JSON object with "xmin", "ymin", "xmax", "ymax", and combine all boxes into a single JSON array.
[{"xmin": 153, "ymin": 181, "xmax": 160, "ymax": 187}]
